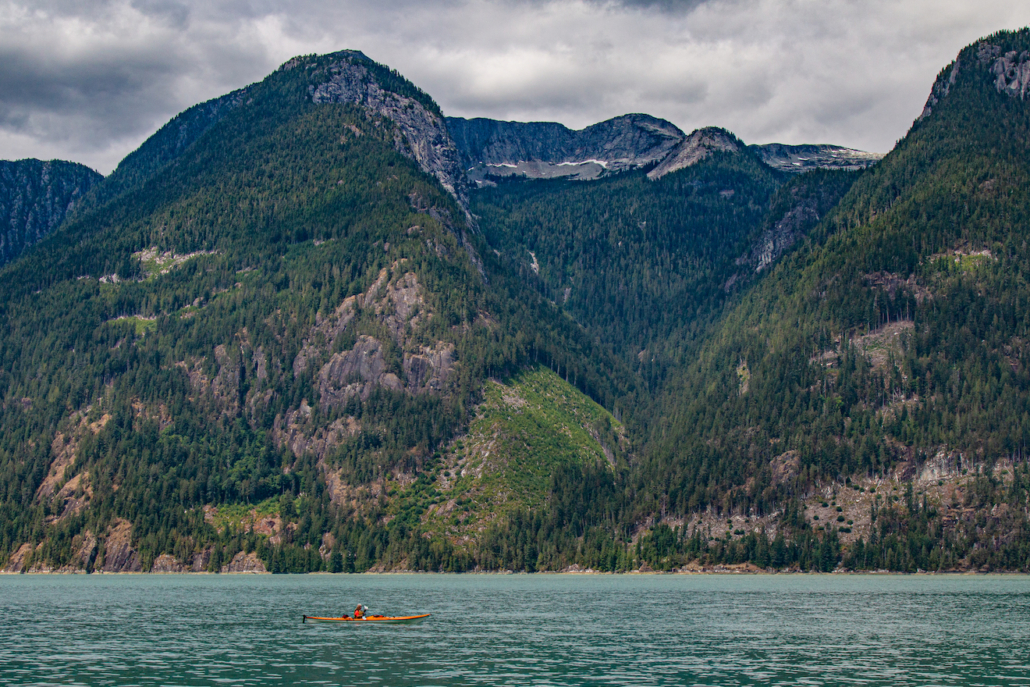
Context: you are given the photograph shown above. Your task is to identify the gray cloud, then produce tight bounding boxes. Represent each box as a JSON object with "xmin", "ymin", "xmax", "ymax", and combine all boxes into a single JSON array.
[{"xmin": 0, "ymin": 0, "xmax": 1026, "ymax": 174}]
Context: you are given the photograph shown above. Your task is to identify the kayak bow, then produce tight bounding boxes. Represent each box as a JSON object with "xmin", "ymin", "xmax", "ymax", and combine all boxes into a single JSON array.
[{"xmin": 302, "ymin": 613, "xmax": 430, "ymax": 624}]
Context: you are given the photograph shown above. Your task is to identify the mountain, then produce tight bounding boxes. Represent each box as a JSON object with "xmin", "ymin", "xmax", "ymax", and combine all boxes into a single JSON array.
[
  {"xmin": 0, "ymin": 159, "xmax": 102, "ymax": 267},
  {"xmin": 5, "ymin": 30, "xmax": 1030, "ymax": 575},
  {"xmin": 447, "ymin": 114, "xmax": 684, "ymax": 184},
  {"xmin": 636, "ymin": 28, "xmax": 1030, "ymax": 572},
  {"xmin": 0, "ymin": 50, "xmax": 634, "ymax": 574},
  {"xmin": 448, "ymin": 115, "xmax": 883, "ymax": 184},
  {"xmin": 750, "ymin": 144, "xmax": 882, "ymax": 173}
]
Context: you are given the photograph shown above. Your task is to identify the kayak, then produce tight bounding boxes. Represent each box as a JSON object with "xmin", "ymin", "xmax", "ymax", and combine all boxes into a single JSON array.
[{"xmin": 302, "ymin": 613, "xmax": 430, "ymax": 624}]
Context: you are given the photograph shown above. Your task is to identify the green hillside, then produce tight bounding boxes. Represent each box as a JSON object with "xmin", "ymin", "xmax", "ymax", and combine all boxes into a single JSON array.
[
  {"xmin": 0, "ymin": 51, "xmax": 634, "ymax": 574},
  {"xmin": 6, "ymin": 30, "xmax": 1030, "ymax": 575},
  {"xmin": 636, "ymin": 28, "xmax": 1030, "ymax": 571}
]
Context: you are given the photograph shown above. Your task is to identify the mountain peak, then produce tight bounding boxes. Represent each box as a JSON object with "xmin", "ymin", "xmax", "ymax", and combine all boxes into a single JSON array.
[
  {"xmin": 920, "ymin": 28, "xmax": 1030, "ymax": 121},
  {"xmin": 646, "ymin": 126, "xmax": 742, "ymax": 179}
]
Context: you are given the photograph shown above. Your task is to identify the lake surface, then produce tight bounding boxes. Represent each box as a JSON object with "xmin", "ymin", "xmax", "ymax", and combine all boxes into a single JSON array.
[{"xmin": 3, "ymin": 573, "xmax": 1030, "ymax": 686}]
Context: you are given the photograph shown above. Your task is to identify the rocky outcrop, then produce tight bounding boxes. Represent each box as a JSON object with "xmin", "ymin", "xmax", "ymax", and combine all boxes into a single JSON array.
[
  {"xmin": 100, "ymin": 519, "xmax": 142, "ymax": 573},
  {"xmin": 3, "ymin": 542, "xmax": 36, "ymax": 573},
  {"xmin": 221, "ymin": 551, "xmax": 267, "ymax": 573},
  {"xmin": 983, "ymin": 45, "xmax": 1030, "ymax": 99},
  {"xmin": 306, "ymin": 51, "xmax": 471, "ymax": 217},
  {"xmin": 0, "ymin": 159, "xmax": 102, "ymax": 266},
  {"xmin": 732, "ymin": 169, "xmax": 860, "ymax": 282},
  {"xmin": 749, "ymin": 144, "xmax": 882, "ymax": 173},
  {"xmin": 447, "ymin": 114, "xmax": 684, "ymax": 183},
  {"xmin": 750, "ymin": 201, "xmax": 820, "ymax": 273},
  {"xmin": 275, "ymin": 409, "xmax": 361, "ymax": 461},
  {"xmin": 647, "ymin": 127, "xmax": 743, "ymax": 179},
  {"xmin": 404, "ymin": 343, "xmax": 455, "ymax": 394},
  {"xmin": 151, "ymin": 554, "xmax": 186, "ymax": 573},
  {"xmin": 921, "ymin": 39, "xmax": 1030, "ymax": 123},
  {"xmin": 318, "ymin": 335, "xmax": 404, "ymax": 408}
]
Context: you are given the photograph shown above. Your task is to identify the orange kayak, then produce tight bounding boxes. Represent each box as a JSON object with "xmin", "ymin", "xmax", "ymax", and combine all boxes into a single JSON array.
[{"xmin": 302, "ymin": 613, "xmax": 430, "ymax": 624}]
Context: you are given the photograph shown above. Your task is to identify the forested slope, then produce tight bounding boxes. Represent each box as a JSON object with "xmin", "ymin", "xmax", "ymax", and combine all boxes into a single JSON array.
[
  {"xmin": 473, "ymin": 152, "xmax": 783, "ymax": 371},
  {"xmin": 0, "ymin": 51, "xmax": 634, "ymax": 574},
  {"xmin": 631, "ymin": 29, "xmax": 1030, "ymax": 571},
  {"xmin": 6, "ymin": 30, "xmax": 1030, "ymax": 575},
  {"xmin": 0, "ymin": 159, "xmax": 102, "ymax": 267}
]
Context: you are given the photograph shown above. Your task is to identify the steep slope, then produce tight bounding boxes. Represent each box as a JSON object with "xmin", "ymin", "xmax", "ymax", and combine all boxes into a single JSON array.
[
  {"xmin": 0, "ymin": 159, "xmax": 102, "ymax": 266},
  {"xmin": 70, "ymin": 88, "xmax": 251, "ymax": 221},
  {"xmin": 0, "ymin": 50, "xmax": 635, "ymax": 574},
  {"xmin": 472, "ymin": 148, "xmax": 784, "ymax": 375},
  {"xmin": 637, "ymin": 28, "xmax": 1030, "ymax": 572}
]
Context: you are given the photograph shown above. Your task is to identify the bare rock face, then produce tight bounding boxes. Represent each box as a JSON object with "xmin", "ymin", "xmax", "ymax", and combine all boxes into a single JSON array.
[
  {"xmin": 318, "ymin": 335, "xmax": 404, "ymax": 409},
  {"xmin": 404, "ymin": 343, "xmax": 455, "ymax": 394},
  {"xmin": 922, "ymin": 40, "xmax": 1030, "ymax": 122},
  {"xmin": 3, "ymin": 542, "xmax": 35, "ymax": 573},
  {"xmin": 274, "ymin": 410, "xmax": 361, "ymax": 461},
  {"xmin": 752, "ymin": 202, "xmax": 820, "ymax": 273},
  {"xmin": 0, "ymin": 159, "xmax": 102, "ymax": 267},
  {"xmin": 191, "ymin": 549, "xmax": 211, "ymax": 572},
  {"xmin": 447, "ymin": 114, "xmax": 684, "ymax": 183},
  {"xmin": 100, "ymin": 519, "xmax": 142, "ymax": 573},
  {"xmin": 307, "ymin": 52, "xmax": 471, "ymax": 217},
  {"xmin": 647, "ymin": 127, "xmax": 743, "ymax": 180},
  {"xmin": 750, "ymin": 144, "xmax": 882, "ymax": 173},
  {"xmin": 920, "ymin": 58, "xmax": 962, "ymax": 121},
  {"xmin": 151, "ymin": 554, "xmax": 186, "ymax": 573},
  {"xmin": 221, "ymin": 551, "xmax": 267, "ymax": 573},
  {"xmin": 987, "ymin": 48, "xmax": 1030, "ymax": 99}
]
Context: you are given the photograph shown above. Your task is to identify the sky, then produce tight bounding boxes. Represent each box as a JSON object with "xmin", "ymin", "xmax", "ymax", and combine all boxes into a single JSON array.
[{"xmin": 1, "ymin": 0, "xmax": 1027, "ymax": 175}]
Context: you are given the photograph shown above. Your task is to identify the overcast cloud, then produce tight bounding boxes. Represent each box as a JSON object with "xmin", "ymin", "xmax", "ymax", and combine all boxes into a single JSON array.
[{"xmin": 0, "ymin": 0, "xmax": 1026, "ymax": 174}]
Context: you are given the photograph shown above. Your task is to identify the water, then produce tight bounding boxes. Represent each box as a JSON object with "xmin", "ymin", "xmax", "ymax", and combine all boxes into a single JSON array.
[{"xmin": 3, "ymin": 574, "xmax": 1030, "ymax": 686}]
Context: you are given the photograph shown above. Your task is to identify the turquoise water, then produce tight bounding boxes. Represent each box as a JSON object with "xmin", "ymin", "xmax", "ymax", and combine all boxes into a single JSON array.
[{"xmin": 3, "ymin": 574, "xmax": 1030, "ymax": 686}]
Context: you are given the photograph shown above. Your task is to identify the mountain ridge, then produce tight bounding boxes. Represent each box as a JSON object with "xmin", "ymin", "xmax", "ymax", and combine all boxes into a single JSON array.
[{"xmin": 447, "ymin": 114, "xmax": 882, "ymax": 184}]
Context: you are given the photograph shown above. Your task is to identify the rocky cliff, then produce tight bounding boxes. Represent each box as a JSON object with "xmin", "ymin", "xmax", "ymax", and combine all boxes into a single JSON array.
[
  {"xmin": 646, "ymin": 127, "xmax": 744, "ymax": 179},
  {"xmin": 749, "ymin": 143, "xmax": 882, "ymax": 173},
  {"xmin": 447, "ymin": 114, "xmax": 684, "ymax": 183},
  {"xmin": 0, "ymin": 159, "xmax": 102, "ymax": 267},
  {"xmin": 920, "ymin": 40, "xmax": 1030, "ymax": 122},
  {"xmin": 308, "ymin": 51, "xmax": 472, "ymax": 218}
]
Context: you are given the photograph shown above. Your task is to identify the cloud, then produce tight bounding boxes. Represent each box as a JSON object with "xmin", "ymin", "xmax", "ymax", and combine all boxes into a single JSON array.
[{"xmin": 0, "ymin": 0, "xmax": 1026, "ymax": 173}]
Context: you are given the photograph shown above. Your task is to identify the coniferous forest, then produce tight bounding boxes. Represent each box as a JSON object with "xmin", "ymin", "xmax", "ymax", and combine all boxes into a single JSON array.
[{"xmin": 3, "ymin": 32, "xmax": 1030, "ymax": 574}]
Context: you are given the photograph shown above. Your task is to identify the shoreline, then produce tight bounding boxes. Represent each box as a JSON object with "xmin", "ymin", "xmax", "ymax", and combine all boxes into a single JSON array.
[{"xmin": 2, "ymin": 569, "xmax": 1026, "ymax": 576}]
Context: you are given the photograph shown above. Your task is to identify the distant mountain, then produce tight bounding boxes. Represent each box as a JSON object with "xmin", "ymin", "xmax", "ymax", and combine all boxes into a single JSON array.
[
  {"xmin": 448, "ymin": 115, "xmax": 882, "ymax": 183},
  {"xmin": 750, "ymin": 143, "xmax": 882, "ymax": 173},
  {"xmin": 447, "ymin": 114, "xmax": 684, "ymax": 183},
  {"xmin": 0, "ymin": 159, "xmax": 101, "ymax": 267}
]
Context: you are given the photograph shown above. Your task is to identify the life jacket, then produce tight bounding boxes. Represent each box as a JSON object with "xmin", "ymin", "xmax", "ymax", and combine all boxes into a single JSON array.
[{"xmin": 354, "ymin": 606, "xmax": 364, "ymax": 618}]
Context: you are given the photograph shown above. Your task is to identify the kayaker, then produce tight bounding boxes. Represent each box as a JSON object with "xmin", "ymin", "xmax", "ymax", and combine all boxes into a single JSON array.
[{"xmin": 354, "ymin": 604, "xmax": 366, "ymax": 619}]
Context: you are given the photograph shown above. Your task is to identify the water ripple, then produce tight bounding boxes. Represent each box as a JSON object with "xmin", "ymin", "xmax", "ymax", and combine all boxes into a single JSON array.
[{"xmin": 3, "ymin": 574, "xmax": 1030, "ymax": 685}]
